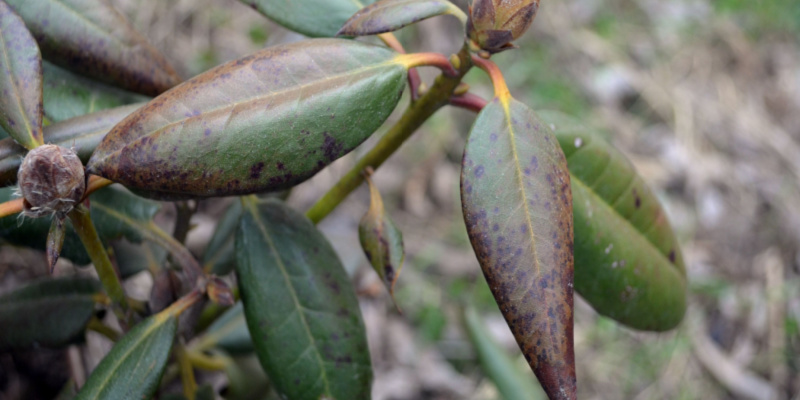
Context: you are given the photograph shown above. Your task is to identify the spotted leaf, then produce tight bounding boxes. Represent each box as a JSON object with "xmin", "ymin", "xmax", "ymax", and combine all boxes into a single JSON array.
[
  {"xmin": 88, "ymin": 39, "xmax": 413, "ymax": 199},
  {"xmin": 461, "ymin": 97, "xmax": 576, "ymax": 399}
]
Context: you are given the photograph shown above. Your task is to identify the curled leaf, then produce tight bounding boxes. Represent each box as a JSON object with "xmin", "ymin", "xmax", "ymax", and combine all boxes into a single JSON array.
[
  {"xmin": 5, "ymin": 0, "xmax": 181, "ymax": 96},
  {"xmin": 0, "ymin": 0, "xmax": 43, "ymax": 150},
  {"xmin": 241, "ymin": 0, "xmax": 377, "ymax": 38},
  {"xmin": 540, "ymin": 110, "xmax": 687, "ymax": 331},
  {"xmin": 236, "ymin": 198, "xmax": 373, "ymax": 400},
  {"xmin": 338, "ymin": 0, "xmax": 467, "ymax": 37},
  {"xmin": 461, "ymin": 97, "xmax": 576, "ymax": 399},
  {"xmin": 358, "ymin": 169, "xmax": 404, "ymax": 306},
  {"xmin": 88, "ymin": 39, "xmax": 411, "ymax": 199}
]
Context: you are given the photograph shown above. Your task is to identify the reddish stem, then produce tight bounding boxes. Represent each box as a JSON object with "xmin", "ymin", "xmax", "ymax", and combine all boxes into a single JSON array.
[
  {"xmin": 450, "ymin": 93, "xmax": 489, "ymax": 113},
  {"xmin": 470, "ymin": 55, "xmax": 511, "ymax": 99}
]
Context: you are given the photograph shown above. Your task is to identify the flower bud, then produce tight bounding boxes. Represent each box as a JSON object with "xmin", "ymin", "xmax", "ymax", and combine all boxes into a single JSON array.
[
  {"xmin": 17, "ymin": 144, "xmax": 86, "ymax": 218},
  {"xmin": 467, "ymin": 0, "xmax": 540, "ymax": 54}
]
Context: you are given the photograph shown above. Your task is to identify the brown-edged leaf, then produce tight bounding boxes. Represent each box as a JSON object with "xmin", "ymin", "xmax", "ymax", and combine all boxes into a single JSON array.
[
  {"xmin": 461, "ymin": 96, "xmax": 576, "ymax": 399},
  {"xmin": 358, "ymin": 170, "xmax": 404, "ymax": 306},
  {"xmin": 5, "ymin": 0, "xmax": 181, "ymax": 96},
  {"xmin": 0, "ymin": 0, "xmax": 43, "ymax": 150},
  {"xmin": 338, "ymin": 0, "xmax": 467, "ymax": 37},
  {"xmin": 87, "ymin": 39, "xmax": 412, "ymax": 199}
]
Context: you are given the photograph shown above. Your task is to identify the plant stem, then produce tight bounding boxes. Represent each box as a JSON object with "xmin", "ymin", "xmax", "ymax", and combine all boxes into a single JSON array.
[
  {"xmin": 87, "ymin": 317, "xmax": 121, "ymax": 342},
  {"xmin": 175, "ymin": 341, "xmax": 198, "ymax": 400},
  {"xmin": 68, "ymin": 205, "xmax": 129, "ymax": 311},
  {"xmin": 306, "ymin": 44, "xmax": 475, "ymax": 224}
]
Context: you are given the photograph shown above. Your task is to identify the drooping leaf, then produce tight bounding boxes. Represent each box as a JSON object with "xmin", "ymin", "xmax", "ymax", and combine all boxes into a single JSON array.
[
  {"xmin": 358, "ymin": 172, "xmax": 404, "ymax": 305},
  {"xmin": 539, "ymin": 110, "xmax": 687, "ymax": 331},
  {"xmin": 338, "ymin": 0, "xmax": 467, "ymax": 37},
  {"xmin": 75, "ymin": 297, "xmax": 193, "ymax": 400},
  {"xmin": 5, "ymin": 0, "xmax": 181, "ymax": 96},
  {"xmin": 463, "ymin": 307, "xmax": 546, "ymax": 400},
  {"xmin": 0, "ymin": 0, "xmax": 43, "ymax": 150},
  {"xmin": 0, "ymin": 184, "xmax": 159, "ymax": 266},
  {"xmin": 0, "ymin": 277, "xmax": 100, "ymax": 350},
  {"xmin": 461, "ymin": 97, "xmax": 576, "ymax": 399},
  {"xmin": 241, "ymin": 0, "xmax": 377, "ymax": 38},
  {"xmin": 236, "ymin": 198, "xmax": 372, "ymax": 400},
  {"xmin": 42, "ymin": 61, "xmax": 149, "ymax": 123},
  {"xmin": 0, "ymin": 103, "xmax": 143, "ymax": 186},
  {"xmin": 203, "ymin": 200, "xmax": 242, "ymax": 276},
  {"xmin": 199, "ymin": 302, "xmax": 254, "ymax": 355},
  {"xmin": 88, "ymin": 39, "xmax": 411, "ymax": 199}
]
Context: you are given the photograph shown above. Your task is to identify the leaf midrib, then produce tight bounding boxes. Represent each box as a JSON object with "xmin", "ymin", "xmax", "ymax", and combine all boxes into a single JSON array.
[
  {"xmin": 94, "ymin": 55, "xmax": 402, "ymax": 164},
  {"xmin": 244, "ymin": 202, "xmax": 333, "ymax": 396},
  {"xmin": 0, "ymin": 16, "xmax": 36, "ymax": 147}
]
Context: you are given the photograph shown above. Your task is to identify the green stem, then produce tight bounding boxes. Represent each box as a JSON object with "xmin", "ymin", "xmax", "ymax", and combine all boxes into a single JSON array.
[
  {"xmin": 68, "ymin": 205, "xmax": 129, "ymax": 311},
  {"xmin": 305, "ymin": 44, "xmax": 474, "ymax": 224}
]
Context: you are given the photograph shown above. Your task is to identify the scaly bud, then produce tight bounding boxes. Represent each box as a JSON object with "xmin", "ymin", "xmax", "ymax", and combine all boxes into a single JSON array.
[
  {"xmin": 467, "ymin": 0, "xmax": 540, "ymax": 54},
  {"xmin": 17, "ymin": 144, "xmax": 86, "ymax": 218}
]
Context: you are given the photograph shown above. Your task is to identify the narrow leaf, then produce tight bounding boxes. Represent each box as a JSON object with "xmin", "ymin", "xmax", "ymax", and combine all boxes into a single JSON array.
[
  {"xmin": 46, "ymin": 216, "xmax": 66, "ymax": 272},
  {"xmin": 0, "ymin": 0, "xmax": 43, "ymax": 150},
  {"xmin": 540, "ymin": 110, "xmax": 687, "ymax": 331},
  {"xmin": 0, "ymin": 277, "xmax": 100, "ymax": 350},
  {"xmin": 75, "ymin": 299, "xmax": 191, "ymax": 400},
  {"xmin": 358, "ymin": 171, "xmax": 404, "ymax": 305},
  {"xmin": 242, "ymin": 0, "xmax": 377, "ymax": 38},
  {"xmin": 0, "ymin": 104, "xmax": 143, "ymax": 186},
  {"xmin": 236, "ymin": 198, "xmax": 372, "ymax": 400},
  {"xmin": 463, "ymin": 307, "xmax": 545, "ymax": 400},
  {"xmin": 42, "ymin": 61, "xmax": 149, "ymax": 123},
  {"xmin": 339, "ymin": 0, "xmax": 467, "ymax": 37},
  {"xmin": 88, "ymin": 39, "xmax": 410, "ymax": 199},
  {"xmin": 461, "ymin": 97, "xmax": 576, "ymax": 399},
  {"xmin": 5, "ymin": 0, "xmax": 181, "ymax": 96}
]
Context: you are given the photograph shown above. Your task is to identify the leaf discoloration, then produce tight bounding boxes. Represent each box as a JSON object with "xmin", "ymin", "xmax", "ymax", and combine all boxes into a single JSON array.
[
  {"xmin": 461, "ymin": 98, "xmax": 576, "ymax": 399},
  {"xmin": 88, "ymin": 39, "xmax": 408, "ymax": 199},
  {"xmin": 338, "ymin": 0, "xmax": 467, "ymax": 37}
]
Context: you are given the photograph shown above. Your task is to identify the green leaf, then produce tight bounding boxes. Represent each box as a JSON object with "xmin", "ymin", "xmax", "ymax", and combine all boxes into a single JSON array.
[
  {"xmin": 0, "ymin": 103, "xmax": 143, "ymax": 186},
  {"xmin": 358, "ymin": 172, "xmax": 404, "ymax": 304},
  {"xmin": 0, "ymin": 185, "xmax": 160, "ymax": 266},
  {"xmin": 112, "ymin": 240, "xmax": 167, "ymax": 279},
  {"xmin": 236, "ymin": 198, "xmax": 372, "ymax": 400},
  {"xmin": 199, "ymin": 302, "xmax": 254, "ymax": 355},
  {"xmin": 76, "ymin": 304, "xmax": 181, "ymax": 400},
  {"xmin": 42, "ymin": 61, "xmax": 149, "ymax": 123},
  {"xmin": 338, "ymin": 0, "xmax": 467, "ymax": 37},
  {"xmin": 460, "ymin": 96, "xmax": 576, "ymax": 399},
  {"xmin": 203, "ymin": 200, "xmax": 242, "ymax": 276},
  {"xmin": 0, "ymin": 0, "xmax": 43, "ymax": 150},
  {"xmin": 539, "ymin": 110, "xmax": 687, "ymax": 331},
  {"xmin": 88, "ymin": 39, "xmax": 411, "ymax": 199},
  {"xmin": 242, "ymin": 0, "xmax": 377, "ymax": 38},
  {"xmin": 5, "ymin": 0, "xmax": 181, "ymax": 96},
  {"xmin": 463, "ymin": 307, "xmax": 545, "ymax": 400},
  {"xmin": 0, "ymin": 277, "xmax": 100, "ymax": 350}
]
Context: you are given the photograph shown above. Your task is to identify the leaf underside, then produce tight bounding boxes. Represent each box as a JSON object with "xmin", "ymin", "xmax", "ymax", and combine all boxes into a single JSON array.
[
  {"xmin": 88, "ymin": 39, "xmax": 408, "ymax": 199},
  {"xmin": 338, "ymin": 0, "xmax": 465, "ymax": 37},
  {"xmin": 461, "ymin": 97, "xmax": 576, "ymax": 399},
  {"xmin": 236, "ymin": 198, "xmax": 372, "ymax": 400},
  {"xmin": 540, "ymin": 110, "xmax": 687, "ymax": 331}
]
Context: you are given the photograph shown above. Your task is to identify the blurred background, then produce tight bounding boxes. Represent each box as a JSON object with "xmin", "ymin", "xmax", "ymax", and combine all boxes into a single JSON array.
[{"xmin": 2, "ymin": 0, "xmax": 799, "ymax": 399}]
